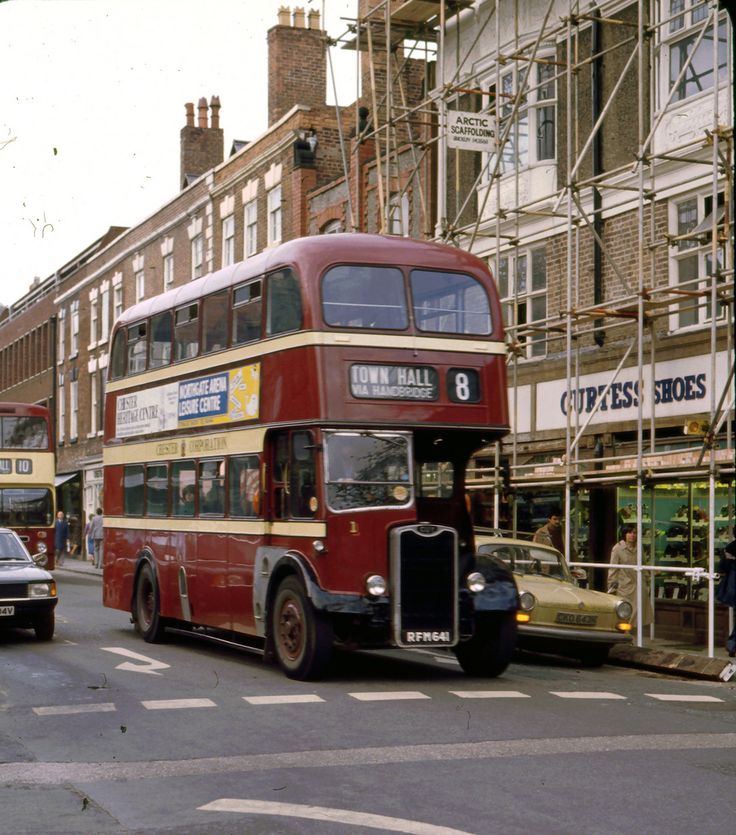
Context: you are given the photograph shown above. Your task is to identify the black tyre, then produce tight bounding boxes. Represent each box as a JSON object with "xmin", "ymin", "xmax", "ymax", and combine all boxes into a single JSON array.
[
  {"xmin": 33, "ymin": 611, "xmax": 55, "ymax": 641},
  {"xmin": 271, "ymin": 576, "xmax": 332, "ymax": 680},
  {"xmin": 454, "ymin": 612, "xmax": 518, "ymax": 677},
  {"xmin": 577, "ymin": 645, "xmax": 610, "ymax": 667},
  {"xmin": 134, "ymin": 561, "xmax": 167, "ymax": 642}
]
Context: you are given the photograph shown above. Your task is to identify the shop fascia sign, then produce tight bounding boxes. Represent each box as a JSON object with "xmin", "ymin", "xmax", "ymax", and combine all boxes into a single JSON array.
[
  {"xmin": 446, "ymin": 110, "xmax": 496, "ymax": 152},
  {"xmin": 534, "ymin": 352, "xmax": 730, "ymax": 431}
]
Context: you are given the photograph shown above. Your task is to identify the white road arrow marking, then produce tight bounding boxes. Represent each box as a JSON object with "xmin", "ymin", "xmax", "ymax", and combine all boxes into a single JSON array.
[
  {"xmin": 198, "ymin": 799, "xmax": 475, "ymax": 834},
  {"xmin": 101, "ymin": 646, "xmax": 170, "ymax": 675}
]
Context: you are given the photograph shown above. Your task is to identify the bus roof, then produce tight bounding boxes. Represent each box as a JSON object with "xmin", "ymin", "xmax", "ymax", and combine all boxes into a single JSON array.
[
  {"xmin": 0, "ymin": 403, "xmax": 51, "ymax": 417},
  {"xmin": 114, "ymin": 233, "xmax": 496, "ymax": 329}
]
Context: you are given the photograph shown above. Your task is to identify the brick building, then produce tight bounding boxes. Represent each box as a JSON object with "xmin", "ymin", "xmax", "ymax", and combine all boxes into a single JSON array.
[{"xmin": 0, "ymin": 6, "xmax": 428, "ymax": 548}]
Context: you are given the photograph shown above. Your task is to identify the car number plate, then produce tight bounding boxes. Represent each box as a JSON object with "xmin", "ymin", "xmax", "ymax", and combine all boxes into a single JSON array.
[
  {"xmin": 0, "ymin": 605, "xmax": 15, "ymax": 616},
  {"xmin": 555, "ymin": 612, "xmax": 597, "ymax": 626}
]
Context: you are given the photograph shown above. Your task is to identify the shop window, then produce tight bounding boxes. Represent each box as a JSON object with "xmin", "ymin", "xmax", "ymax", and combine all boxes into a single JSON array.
[{"xmin": 617, "ymin": 481, "xmax": 735, "ymax": 604}]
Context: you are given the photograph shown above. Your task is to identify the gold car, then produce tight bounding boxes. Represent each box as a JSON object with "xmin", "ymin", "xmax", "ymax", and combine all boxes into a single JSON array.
[{"xmin": 475, "ymin": 531, "xmax": 632, "ymax": 666}]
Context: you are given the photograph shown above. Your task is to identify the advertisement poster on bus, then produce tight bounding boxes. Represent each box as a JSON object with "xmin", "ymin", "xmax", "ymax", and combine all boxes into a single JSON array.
[{"xmin": 115, "ymin": 364, "xmax": 260, "ymax": 438}]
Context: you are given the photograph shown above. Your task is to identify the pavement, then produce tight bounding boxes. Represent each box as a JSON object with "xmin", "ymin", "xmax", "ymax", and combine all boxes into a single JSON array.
[{"xmin": 54, "ymin": 556, "xmax": 736, "ymax": 684}]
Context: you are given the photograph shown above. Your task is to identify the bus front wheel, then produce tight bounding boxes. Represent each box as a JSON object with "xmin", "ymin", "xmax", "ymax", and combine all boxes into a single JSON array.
[
  {"xmin": 134, "ymin": 562, "xmax": 166, "ymax": 643},
  {"xmin": 271, "ymin": 576, "xmax": 332, "ymax": 681},
  {"xmin": 453, "ymin": 612, "xmax": 517, "ymax": 677}
]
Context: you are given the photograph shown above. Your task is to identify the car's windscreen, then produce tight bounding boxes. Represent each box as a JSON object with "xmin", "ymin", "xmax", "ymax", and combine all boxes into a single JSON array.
[
  {"xmin": 410, "ymin": 269, "xmax": 491, "ymax": 335},
  {"xmin": 0, "ymin": 532, "xmax": 31, "ymax": 561},
  {"xmin": 322, "ymin": 266, "xmax": 408, "ymax": 329},
  {"xmin": 480, "ymin": 542, "xmax": 570, "ymax": 581},
  {"xmin": 325, "ymin": 432, "xmax": 412, "ymax": 511}
]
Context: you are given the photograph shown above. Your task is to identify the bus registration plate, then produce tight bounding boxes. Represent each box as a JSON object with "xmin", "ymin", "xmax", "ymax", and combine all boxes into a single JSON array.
[
  {"xmin": 0, "ymin": 605, "xmax": 15, "ymax": 616},
  {"xmin": 401, "ymin": 629, "xmax": 453, "ymax": 645}
]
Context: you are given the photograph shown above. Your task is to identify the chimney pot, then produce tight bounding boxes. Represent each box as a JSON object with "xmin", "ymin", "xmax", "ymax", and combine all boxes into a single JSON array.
[
  {"xmin": 277, "ymin": 5, "xmax": 290, "ymax": 25},
  {"xmin": 210, "ymin": 95, "xmax": 221, "ymax": 130},
  {"xmin": 198, "ymin": 96, "xmax": 208, "ymax": 128},
  {"xmin": 307, "ymin": 9, "xmax": 320, "ymax": 29},
  {"xmin": 185, "ymin": 102, "xmax": 194, "ymax": 127},
  {"xmin": 293, "ymin": 6, "xmax": 305, "ymax": 27}
]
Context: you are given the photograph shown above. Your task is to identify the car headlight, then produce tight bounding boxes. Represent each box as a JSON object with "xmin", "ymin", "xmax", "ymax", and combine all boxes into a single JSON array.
[
  {"xmin": 466, "ymin": 571, "xmax": 486, "ymax": 593},
  {"xmin": 365, "ymin": 574, "xmax": 387, "ymax": 597},
  {"xmin": 518, "ymin": 590, "xmax": 536, "ymax": 612},
  {"xmin": 616, "ymin": 600, "xmax": 633, "ymax": 621},
  {"xmin": 29, "ymin": 582, "xmax": 56, "ymax": 598}
]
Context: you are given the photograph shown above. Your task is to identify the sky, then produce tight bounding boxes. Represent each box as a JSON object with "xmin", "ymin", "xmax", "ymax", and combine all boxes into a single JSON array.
[{"xmin": 0, "ymin": 0, "xmax": 358, "ymax": 308}]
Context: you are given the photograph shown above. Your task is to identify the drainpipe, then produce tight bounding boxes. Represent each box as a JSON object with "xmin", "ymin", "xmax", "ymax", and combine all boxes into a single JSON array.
[{"xmin": 592, "ymin": 7, "xmax": 604, "ymax": 347}]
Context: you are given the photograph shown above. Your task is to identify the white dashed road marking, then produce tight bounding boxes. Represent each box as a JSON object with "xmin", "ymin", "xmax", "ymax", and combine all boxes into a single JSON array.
[
  {"xmin": 450, "ymin": 690, "xmax": 531, "ymax": 699},
  {"xmin": 349, "ymin": 691, "xmax": 431, "ymax": 702},
  {"xmin": 243, "ymin": 694, "xmax": 325, "ymax": 705},
  {"xmin": 33, "ymin": 703, "xmax": 116, "ymax": 716},
  {"xmin": 142, "ymin": 698, "xmax": 217, "ymax": 710},
  {"xmin": 645, "ymin": 694, "xmax": 724, "ymax": 703},
  {"xmin": 551, "ymin": 691, "xmax": 626, "ymax": 700},
  {"xmin": 198, "ymin": 798, "xmax": 475, "ymax": 834}
]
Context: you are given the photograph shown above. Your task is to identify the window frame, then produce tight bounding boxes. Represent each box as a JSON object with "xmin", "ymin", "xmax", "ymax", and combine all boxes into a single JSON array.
[{"xmin": 496, "ymin": 246, "xmax": 548, "ymax": 359}]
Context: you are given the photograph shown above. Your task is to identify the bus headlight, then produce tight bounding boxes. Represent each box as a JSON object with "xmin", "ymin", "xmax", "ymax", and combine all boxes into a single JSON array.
[
  {"xmin": 616, "ymin": 600, "xmax": 633, "ymax": 621},
  {"xmin": 365, "ymin": 574, "xmax": 387, "ymax": 597},
  {"xmin": 36, "ymin": 542, "xmax": 47, "ymax": 553},
  {"xmin": 466, "ymin": 571, "xmax": 486, "ymax": 593},
  {"xmin": 518, "ymin": 590, "xmax": 536, "ymax": 612}
]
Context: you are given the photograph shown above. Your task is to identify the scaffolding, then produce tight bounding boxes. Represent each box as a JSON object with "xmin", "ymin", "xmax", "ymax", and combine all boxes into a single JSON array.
[{"xmin": 330, "ymin": 0, "xmax": 734, "ymax": 653}]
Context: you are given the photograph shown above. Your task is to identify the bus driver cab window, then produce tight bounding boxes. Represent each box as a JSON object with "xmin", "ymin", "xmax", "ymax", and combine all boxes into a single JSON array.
[{"xmin": 271, "ymin": 431, "xmax": 317, "ymax": 520}]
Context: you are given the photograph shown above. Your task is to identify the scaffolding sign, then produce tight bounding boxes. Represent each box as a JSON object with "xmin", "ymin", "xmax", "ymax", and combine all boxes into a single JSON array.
[{"xmin": 446, "ymin": 111, "xmax": 496, "ymax": 152}]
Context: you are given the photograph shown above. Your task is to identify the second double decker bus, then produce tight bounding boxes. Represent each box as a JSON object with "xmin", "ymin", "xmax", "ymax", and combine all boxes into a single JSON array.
[
  {"xmin": 102, "ymin": 234, "xmax": 517, "ymax": 679},
  {"xmin": 0, "ymin": 403, "xmax": 55, "ymax": 567}
]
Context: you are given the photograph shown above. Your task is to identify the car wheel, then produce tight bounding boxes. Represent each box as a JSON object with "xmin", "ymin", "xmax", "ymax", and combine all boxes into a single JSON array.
[
  {"xmin": 33, "ymin": 611, "xmax": 55, "ymax": 641},
  {"xmin": 271, "ymin": 576, "xmax": 332, "ymax": 681},
  {"xmin": 134, "ymin": 561, "xmax": 166, "ymax": 643},
  {"xmin": 453, "ymin": 612, "xmax": 518, "ymax": 677},
  {"xmin": 577, "ymin": 645, "xmax": 610, "ymax": 667}
]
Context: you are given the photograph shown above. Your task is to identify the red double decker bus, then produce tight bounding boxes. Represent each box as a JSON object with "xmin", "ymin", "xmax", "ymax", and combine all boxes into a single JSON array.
[
  {"xmin": 0, "ymin": 403, "xmax": 55, "ymax": 567},
  {"xmin": 102, "ymin": 234, "xmax": 517, "ymax": 679}
]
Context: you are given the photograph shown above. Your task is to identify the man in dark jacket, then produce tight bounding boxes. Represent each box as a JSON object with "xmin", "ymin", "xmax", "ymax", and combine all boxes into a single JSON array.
[
  {"xmin": 54, "ymin": 511, "xmax": 69, "ymax": 566},
  {"xmin": 717, "ymin": 528, "xmax": 736, "ymax": 657}
]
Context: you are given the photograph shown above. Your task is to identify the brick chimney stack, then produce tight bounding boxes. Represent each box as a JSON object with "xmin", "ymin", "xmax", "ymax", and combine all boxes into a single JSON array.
[
  {"xmin": 268, "ymin": 6, "xmax": 326, "ymax": 127},
  {"xmin": 180, "ymin": 95, "xmax": 224, "ymax": 189}
]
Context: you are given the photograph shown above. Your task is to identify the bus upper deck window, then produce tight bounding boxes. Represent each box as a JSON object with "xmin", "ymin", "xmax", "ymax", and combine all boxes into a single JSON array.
[
  {"xmin": 110, "ymin": 328, "xmax": 127, "ymax": 380},
  {"xmin": 266, "ymin": 269, "xmax": 302, "ymax": 336},
  {"xmin": 322, "ymin": 266, "xmax": 408, "ymax": 330},
  {"xmin": 410, "ymin": 270, "xmax": 492, "ymax": 335},
  {"xmin": 203, "ymin": 289, "xmax": 230, "ymax": 353},
  {"xmin": 149, "ymin": 311, "xmax": 172, "ymax": 368},
  {"xmin": 232, "ymin": 280, "xmax": 262, "ymax": 345},
  {"xmin": 0, "ymin": 416, "xmax": 48, "ymax": 448},
  {"xmin": 127, "ymin": 321, "xmax": 148, "ymax": 374},
  {"xmin": 174, "ymin": 303, "xmax": 199, "ymax": 361}
]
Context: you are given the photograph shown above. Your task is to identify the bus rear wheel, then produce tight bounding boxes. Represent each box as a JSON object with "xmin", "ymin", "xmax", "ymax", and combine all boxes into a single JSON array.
[
  {"xmin": 134, "ymin": 562, "xmax": 166, "ymax": 643},
  {"xmin": 453, "ymin": 612, "xmax": 517, "ymax": 677},
  {"xmin": 271, "ymin": 576, "xmax": 332, "ymax": 681}
]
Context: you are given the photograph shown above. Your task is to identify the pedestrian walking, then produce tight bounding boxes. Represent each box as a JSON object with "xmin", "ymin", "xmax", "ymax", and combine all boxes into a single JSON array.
[
  {"xmin": 84, "ymin": 516, "xmax": 95, "ymax": 562},
  {"xmin": 716, "ymin": 527, "xmax": 736, "ymax": 657},
  {"xmin": 54, "ymin": 510, "xmax": 69, "ymax": 566},
  {"xmin": 89, "ymin": 508, "xmax": 104, "ymax": 570},
  {"xmin": 608, "ymin": 523, "xmax": 653, "ymax": 627}
]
